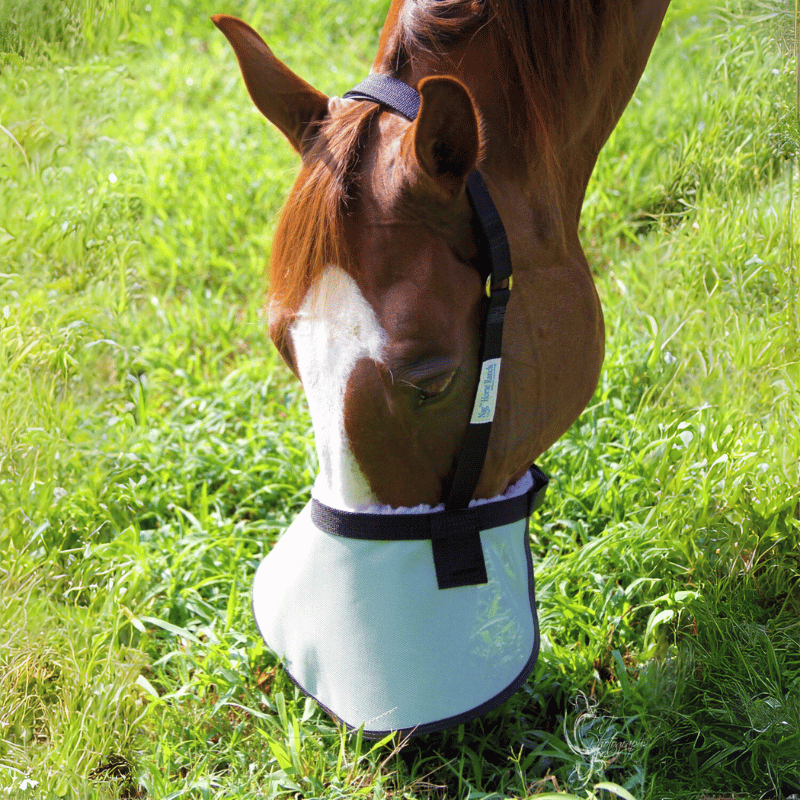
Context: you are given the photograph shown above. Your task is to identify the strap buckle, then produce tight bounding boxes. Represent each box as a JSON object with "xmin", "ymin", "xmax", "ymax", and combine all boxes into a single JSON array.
[{"xmin": 485, "ymin": 275, "xmax": 513, "ymax": 298}]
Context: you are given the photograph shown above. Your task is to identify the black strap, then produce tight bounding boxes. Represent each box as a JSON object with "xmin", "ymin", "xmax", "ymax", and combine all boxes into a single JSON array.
[
  {"xmin": 431, "ymin": 523, "xmax": 487, "ymax": 588},
  {"xmin": 344, "ymin": 75, "xmax": 421, "ymax": 120},
  {"xmin": 311, "ymin": 466, "xmax": 547, "ymax": 541},
  {"xmin": 466, "ymin": 171, "xmax": 512, "ymax": 285},
  {"xmin": 340, "ymin": 73, "xmax": 527, "ymax": 589},
  {"xmin": 445, "ymin": 171, "xmax": 512, "ymax": 511}
]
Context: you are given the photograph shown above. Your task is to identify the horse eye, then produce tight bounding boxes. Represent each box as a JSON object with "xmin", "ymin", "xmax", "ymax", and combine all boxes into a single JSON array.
[{"xmin": 418, "ymin": 370, "xmax": 457, "ymax": 403}]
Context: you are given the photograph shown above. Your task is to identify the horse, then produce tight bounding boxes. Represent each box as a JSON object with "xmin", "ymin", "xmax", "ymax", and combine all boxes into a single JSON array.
[
  {"xmin": 213, "ymin": 0, "xmax": 671, "ymax": 513},
  {"xmin": 212, "ymin": 0, "xmax": 672, "ymax": 737}
]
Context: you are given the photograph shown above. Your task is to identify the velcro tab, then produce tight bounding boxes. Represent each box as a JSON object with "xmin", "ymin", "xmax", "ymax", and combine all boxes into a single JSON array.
[{"xmin": 430, "ymin": 508, "xmax": 488, "ymax": 589}]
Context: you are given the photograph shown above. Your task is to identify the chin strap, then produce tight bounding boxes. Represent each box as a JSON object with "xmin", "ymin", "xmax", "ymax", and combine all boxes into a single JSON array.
[
  {"xmin": 343, "ymin": 75, "xmax": 537, "ymax": 589},
  {"xmin": 311, "ymin": 466, "xmax": 549, "ymax": 589}
]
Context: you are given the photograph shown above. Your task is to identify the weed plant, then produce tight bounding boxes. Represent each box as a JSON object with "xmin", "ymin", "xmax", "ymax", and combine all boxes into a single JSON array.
[{"xmin": 1, "ymin": 0, "xmax": 798, "ymax": 798}]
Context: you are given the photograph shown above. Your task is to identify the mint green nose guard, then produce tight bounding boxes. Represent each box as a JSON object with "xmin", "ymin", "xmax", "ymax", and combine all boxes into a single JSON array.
[{"xmin": 251, "ymin": 466, "xmax": 547, "ymax": 737}]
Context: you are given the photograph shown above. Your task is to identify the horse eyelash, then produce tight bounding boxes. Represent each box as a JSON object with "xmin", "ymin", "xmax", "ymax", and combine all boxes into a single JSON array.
[{"xmin": 388, "ymin": 369, "xmax": 419, "ymax": 390}]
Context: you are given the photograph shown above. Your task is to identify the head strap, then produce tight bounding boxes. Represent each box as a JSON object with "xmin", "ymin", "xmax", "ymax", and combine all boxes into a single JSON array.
[
  {"xmin": 343, "ymin": 74, "xmax": 421, "ymax": 120},
  {"xmin": 342, "ymin": 74, "xmax": 536, "ymax": 588},
  {"xmin": 344, "ymin": 74, "xmax": 514, "ymax": 508}
]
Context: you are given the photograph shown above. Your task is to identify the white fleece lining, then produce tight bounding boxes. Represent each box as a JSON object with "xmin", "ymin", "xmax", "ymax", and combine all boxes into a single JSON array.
[{"xmin": 312, "ymin": 467, "xmax": 534, "ymax": 515}]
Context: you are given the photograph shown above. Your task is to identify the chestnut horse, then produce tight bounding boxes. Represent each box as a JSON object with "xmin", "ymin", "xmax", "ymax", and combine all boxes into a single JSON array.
[{"xmin": 214, "ymin": 0, "xmax": 671, "ymax": 512}]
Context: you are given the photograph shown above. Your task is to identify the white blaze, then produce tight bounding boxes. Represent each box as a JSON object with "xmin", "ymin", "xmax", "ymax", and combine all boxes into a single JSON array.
[{"xmin": 290, "ymin": 266, "xmax": 387, "ymax": 510}]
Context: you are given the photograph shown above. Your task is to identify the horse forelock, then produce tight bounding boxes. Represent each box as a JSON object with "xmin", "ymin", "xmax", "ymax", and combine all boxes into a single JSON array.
[{"xmin": 268, "ymin": 103, "xmax": 380, "ymax": 319}]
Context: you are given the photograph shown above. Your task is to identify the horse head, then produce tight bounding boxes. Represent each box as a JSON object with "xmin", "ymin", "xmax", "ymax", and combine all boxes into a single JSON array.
[
  {"xmin": 213, "ymin": 0, "xmax": 671, "ymax": 511},
  {"xmin": 213, "ymin": 0, "xmax": 672, "ymax": 737},
  {"xmin": 214, "ymin": 16, "xmax": 498, "ymax": 509}
]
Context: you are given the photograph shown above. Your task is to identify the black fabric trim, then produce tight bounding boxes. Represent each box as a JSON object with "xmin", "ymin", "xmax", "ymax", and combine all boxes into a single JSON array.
[
  {"xmin": 310, "ymin": 465, "xmax": 547, "ymax": 542},
  {"xmin": 252, "ymin": 515, "xmax": 541, "ymax": 740}
]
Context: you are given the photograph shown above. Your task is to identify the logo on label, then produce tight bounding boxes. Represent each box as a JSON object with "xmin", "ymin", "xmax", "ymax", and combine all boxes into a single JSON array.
[{"xmin": 470, "ymin": 358, "xmax": 500, "ymax": 424}]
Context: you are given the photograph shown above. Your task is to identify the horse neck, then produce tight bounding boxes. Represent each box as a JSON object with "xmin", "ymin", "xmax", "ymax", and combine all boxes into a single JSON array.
[
  {"xmin": 376, "ymin": 29, "xmax": 538, "ymax": 182},
  {"xmin": 371, "ymin": 7, "xmax": 591, "ymax": 244},
  {"xmin": 370, "ymin": 0, "xmax": 670, "ymax": 234}
]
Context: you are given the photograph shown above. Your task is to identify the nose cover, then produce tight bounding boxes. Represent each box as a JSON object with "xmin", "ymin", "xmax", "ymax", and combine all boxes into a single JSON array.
[{"xmin": 252, "ymin": 466, "xmax": 548, "ymax": 737}]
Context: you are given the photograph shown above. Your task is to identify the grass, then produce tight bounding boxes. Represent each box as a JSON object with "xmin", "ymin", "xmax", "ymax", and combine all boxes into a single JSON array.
[{"xmin": 1, "ymin": 0, "xmax": 799, "ymax": 797}]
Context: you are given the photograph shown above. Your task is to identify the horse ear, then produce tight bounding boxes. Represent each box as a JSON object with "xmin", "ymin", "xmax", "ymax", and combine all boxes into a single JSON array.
[
  {"xmin": 410, "ymin": 76, "xmax": 482, "ymax": 200},
  {"xmin": 212, "ymin": 15, "xmax": 329, "ymax": 154}
]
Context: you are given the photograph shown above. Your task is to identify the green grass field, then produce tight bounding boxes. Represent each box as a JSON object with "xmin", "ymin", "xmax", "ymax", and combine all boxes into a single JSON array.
[{"xmin": 1, "ymin": 0, "xmax": 799, "ymax": 797}]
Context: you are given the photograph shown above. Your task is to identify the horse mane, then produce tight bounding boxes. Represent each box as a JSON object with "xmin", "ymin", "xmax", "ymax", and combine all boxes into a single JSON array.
[
  {"xmin": 269, "ymin": 0, "xmax": 634, "ymax": 314},
  {"xmin": 393, "ymin": 0, "xmax": 635, "ymax": 172}
]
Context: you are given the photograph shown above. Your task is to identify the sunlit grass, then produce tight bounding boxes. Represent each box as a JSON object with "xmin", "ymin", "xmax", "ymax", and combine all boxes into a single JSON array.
[{"xmin": 1, "ymin": 0, "xmax": 799, "ymax": 797}]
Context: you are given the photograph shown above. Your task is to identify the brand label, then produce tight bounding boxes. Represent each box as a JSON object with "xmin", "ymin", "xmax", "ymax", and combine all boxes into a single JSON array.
[{"xmin": 470, "ymin": 358, "xmax": 501, "ymax": 425}]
